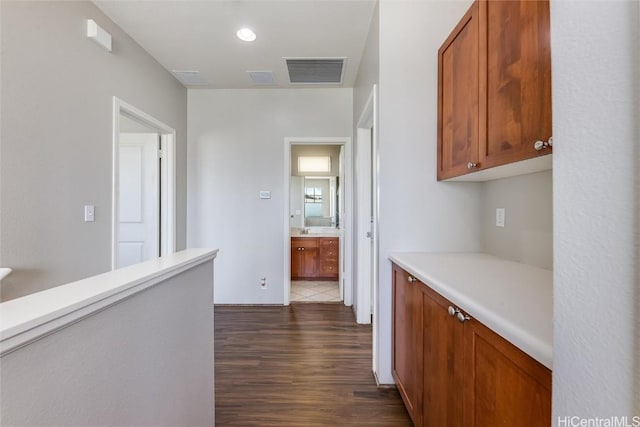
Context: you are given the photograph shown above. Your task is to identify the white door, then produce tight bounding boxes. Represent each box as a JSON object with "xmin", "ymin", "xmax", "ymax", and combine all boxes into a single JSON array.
[
  {"xmin": 356, "ymin": 127, "xmax": 374, "ymax": 324},
  {"xmin": 117, "ymin": 133, "xmax": 160, "ymax": 268}
]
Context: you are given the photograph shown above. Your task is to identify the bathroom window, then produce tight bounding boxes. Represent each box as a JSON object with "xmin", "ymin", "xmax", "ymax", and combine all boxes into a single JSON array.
[
  {"xmin": 298, "ymin": 156, "xmax": 330, "ymax": 173},
  {"xmin": 305, "ymin": 187, "xmax": 323, "ymax": 203}
]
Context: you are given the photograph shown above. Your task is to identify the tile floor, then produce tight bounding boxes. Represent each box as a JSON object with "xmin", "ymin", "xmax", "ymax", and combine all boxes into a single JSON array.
[{"xmin": 291, "ymin": 280, "xmax": 341, "ymax": 302}]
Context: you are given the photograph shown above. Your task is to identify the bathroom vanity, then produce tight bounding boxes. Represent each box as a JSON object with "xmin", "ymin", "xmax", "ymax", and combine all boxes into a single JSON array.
[{"xmin": 290, "ymin": 234, "xmax": 339, "ymax": 280}]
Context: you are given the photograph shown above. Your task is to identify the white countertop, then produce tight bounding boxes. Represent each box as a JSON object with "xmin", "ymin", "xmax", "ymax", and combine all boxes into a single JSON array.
[
  {"xmin": 388, "ymin": 252, "xmax": 552, "ymax": 369},
  {"xmin": 0, "ymin": 268, "xmax": 12, "ymax": 281},
  {"xmin": 290, "ymin": 229, "xmax": 341, "ymax": 238},
  {"xmin": 0, "ymin": 248, "xmax": 218, "ymax": 355}
]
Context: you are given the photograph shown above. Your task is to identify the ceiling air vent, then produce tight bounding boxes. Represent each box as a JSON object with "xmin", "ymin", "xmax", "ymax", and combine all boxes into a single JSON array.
[
  {"xmin": 247, "ymin": 71, "xmax": 276, "ymax": 86},
  {"xmin": 171, "ymin": 70, "xmax": 208, "ymax": 87},
  {"xmin": 285, "ymin": 58, "xmax": 346, "ymax": 85}
]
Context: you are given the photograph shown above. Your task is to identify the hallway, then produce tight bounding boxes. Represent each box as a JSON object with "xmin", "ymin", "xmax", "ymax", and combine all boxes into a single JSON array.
[{"xmin": 214, "ymin": 304, "xmax": 411, "ymax": 426}]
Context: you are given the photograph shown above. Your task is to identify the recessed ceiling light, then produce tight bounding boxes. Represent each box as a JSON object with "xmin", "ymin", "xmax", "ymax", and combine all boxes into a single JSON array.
[{"xmin": 237, "ymin": 27, "xmax": 256, "ymax": 42}]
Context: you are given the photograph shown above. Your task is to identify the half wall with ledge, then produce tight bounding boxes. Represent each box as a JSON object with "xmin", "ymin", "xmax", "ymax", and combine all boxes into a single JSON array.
[{"xmin": 0, "ymin": 248, "xmax": 218, "ymax": 426}]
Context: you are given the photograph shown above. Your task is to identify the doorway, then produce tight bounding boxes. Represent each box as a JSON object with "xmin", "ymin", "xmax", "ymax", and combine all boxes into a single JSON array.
[
  {"xmin": 111, "ymin": 97, "xmax": 176, "ymax": 270},
  {"xmin": 283, "ymin": 137, "xmax": 352, "ymax": 306},
  {"xmin": 117, "ymin": 127, "xmax": 160, "ymax": 267},
  {"xmin": 355, "ymin": 85, "xmax": 379, "ymax": 373}
]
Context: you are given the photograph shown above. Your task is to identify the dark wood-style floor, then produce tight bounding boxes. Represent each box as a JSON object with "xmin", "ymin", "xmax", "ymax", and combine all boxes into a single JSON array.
[{"xmin": 214, "ymin": 304, "xmax": 412, "ymax": 426}]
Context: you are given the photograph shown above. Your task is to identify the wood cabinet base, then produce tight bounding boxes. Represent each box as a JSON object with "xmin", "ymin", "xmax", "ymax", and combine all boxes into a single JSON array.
[
  {"xmin": 291, "ymin": 237, "xmax": 339, "ymax": 280},
  {"xmin": 392, "ymin": 263, "xmax": 551, "ymax": 427}
]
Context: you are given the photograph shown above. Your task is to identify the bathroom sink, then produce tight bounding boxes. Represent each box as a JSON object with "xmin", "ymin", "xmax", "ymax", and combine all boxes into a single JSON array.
[
  {"xmin": 307, "ymin": 227, "xmax": 338, "ymax": 234},
  {"xmin": 307, "ymin": 227, "xmax": 340, "ymax": 236}
]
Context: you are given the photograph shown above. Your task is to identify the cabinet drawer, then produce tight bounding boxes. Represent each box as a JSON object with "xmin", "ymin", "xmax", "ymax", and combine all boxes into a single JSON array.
[
  {"xmin": 319, "ymin": 262, "xmax": 338, "ymax": 277},
  {"xmin": 319, "ymin": 238, "xmax": 339, "ymax": 248},
  {"xmin": 291, "ymin": 238, "xmax": 318, "ymax": 249},
  {"xmin": 319, "ymin": 247, "xmax": 338, "ymax": 259}
]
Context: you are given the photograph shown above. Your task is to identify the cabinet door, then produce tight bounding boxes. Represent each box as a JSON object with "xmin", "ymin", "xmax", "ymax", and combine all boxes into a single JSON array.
[
  {"xmin": 437, "ymin": 1, "xmax": 480, "ymax": 180},
  {"xmin": 422, "ymin": 287, "xmax": 464, "ymax": 427},
  {"xmin": 301, "ymin": 248, "xmax": 318, "ymax": 278},
  {"xmin": 291, "ymin": 238, "xmax": 319, "ymax": 279},
  {"xmin": 291, "ymin": 247, "xmax": 302, "ymax": 279},
  {"xmin": 463, "ymin": 319, "xmax": 552, "ymax": 427},
  {"xmin": 479, "ymin": 0, "xmax": 552, "ymax": 169},
  {"xmin": 392, "ymin": 264, "xmax": 423, "ymax": 426}
]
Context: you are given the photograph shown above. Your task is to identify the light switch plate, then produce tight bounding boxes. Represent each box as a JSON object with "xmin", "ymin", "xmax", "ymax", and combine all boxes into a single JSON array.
[
  {"xmin": 84, "ymin": 205, "xmax": 95, "ymax": 222},
  {"xmin": 496, "ymin": 208, "xmax": 505, "ymax": 227},
  {"xmin": 259, "ymin": 191, "xmax": 271, "ymax": 199}
]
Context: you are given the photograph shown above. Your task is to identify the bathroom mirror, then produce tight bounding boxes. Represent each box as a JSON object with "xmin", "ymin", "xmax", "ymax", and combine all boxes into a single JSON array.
[{"xmin": 289, "ymin": 176, "xmax": 339, "ymax": 228}]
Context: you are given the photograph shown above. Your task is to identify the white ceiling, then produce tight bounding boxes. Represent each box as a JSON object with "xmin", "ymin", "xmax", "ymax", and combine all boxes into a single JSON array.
[{"xmin": 93, "ymin": 0, "xmax": 377, "ymax": 89}]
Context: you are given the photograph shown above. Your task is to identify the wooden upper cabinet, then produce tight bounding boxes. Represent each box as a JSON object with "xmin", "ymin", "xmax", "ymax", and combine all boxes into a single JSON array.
[
  {"xmin": 437, "ymin": 1, "xmax": 480, "ymax": 180},
  {"xmin": 437, "ymin": 0, "xmax": 552, "ymax": 180},
  {"xmin": 479, "ymin": 0, "xmax": 552, "ymax": 169}
]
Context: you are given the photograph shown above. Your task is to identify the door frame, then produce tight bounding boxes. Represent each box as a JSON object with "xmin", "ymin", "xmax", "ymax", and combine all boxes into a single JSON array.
[
  {"xmin": 355, "ymin": 85, "xmax": 379, "ymax": 370},
  {"xmin": 283, "ymin": 137, "xmax": 353, "ymax": 306},
  {"xmin": 112, "ymin": 97, "xmax": 176, "ymax": 270}
]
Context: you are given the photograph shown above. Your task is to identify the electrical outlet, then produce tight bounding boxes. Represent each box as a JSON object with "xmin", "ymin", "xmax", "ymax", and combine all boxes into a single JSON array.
[
  {"xmin": 496, "ymin": 208, "xmax": 505, "ymax": 227},
  {"xmin": 260, "ymin": 277, "xmax": 267, "ymax": 289}
]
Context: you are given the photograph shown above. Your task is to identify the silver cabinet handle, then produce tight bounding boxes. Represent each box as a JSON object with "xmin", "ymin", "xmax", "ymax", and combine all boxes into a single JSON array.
[
  {"xmin": 534, "ymin": 137, "xmax": 553, "ymax": 151},
  {"xmin": 457, "ymin": 312, "xmax": 471, "ymax": 323},
  {"xmin": 467, "ymin": 162, "xmax": 477, "ymax": 169},
  {"xmin": 407, "ymin": 276, "xmax": 417, "ymax": 283},
  {"xmin": 448, "ymin": 306, "xmax": 458, "ymax": 317}
]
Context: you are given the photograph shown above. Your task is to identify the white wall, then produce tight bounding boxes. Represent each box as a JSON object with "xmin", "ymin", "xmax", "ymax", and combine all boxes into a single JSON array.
[
  {"xmin": 0, "ymin": 261, "xmax": 215, "ymax": 426},
  {"xmin": 353, "ymin": 1, "xmax": 379, "ymax": 128},
  {"xmin": 551, "ymin": 0, "xmax": 639, "ymax": 420},
  {"xmin": 0, "ymin": 1, "xmax": 187, "ymax": 301},
  {"xmin": 481, "ymin": 171, "xmax": 553, "ymax": 270},
  {"xmin": 188, "ymin": 89, "xmax": 352, "ymax": 304},
  {"xmin": 353, "ymin": 2, "xmax": 379, "ymax": 317},
  {"xmin": 376, "ymin": 0, "xmax": 480, "ymax": 384}
]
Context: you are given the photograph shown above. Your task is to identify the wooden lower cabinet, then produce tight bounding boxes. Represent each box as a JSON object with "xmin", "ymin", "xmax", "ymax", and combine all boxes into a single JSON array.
[
  {"xmin": 291, "ymin": 237, "xmax": 339, "ymax": 280},
  {"xmin": 463, "ymin": 319, "xmax": 552, "ymax": 427},
  {"xmin": 392, "ymin": 265, "xmax": 423, "ymax": 426},
  {"xmin": 392, "ymin": 263, "xmax": 551, "ymax": 427},
  {"xmin": 422, "ymin": 285, "xmax": 464, "ymax": 427},
  {"xmin": 318, "ymin": 238, "xmax": 339, "ymax": 279},
  {"xmin": 291, "ymin": 238, "xmax": 318, "ymax": 280}
]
